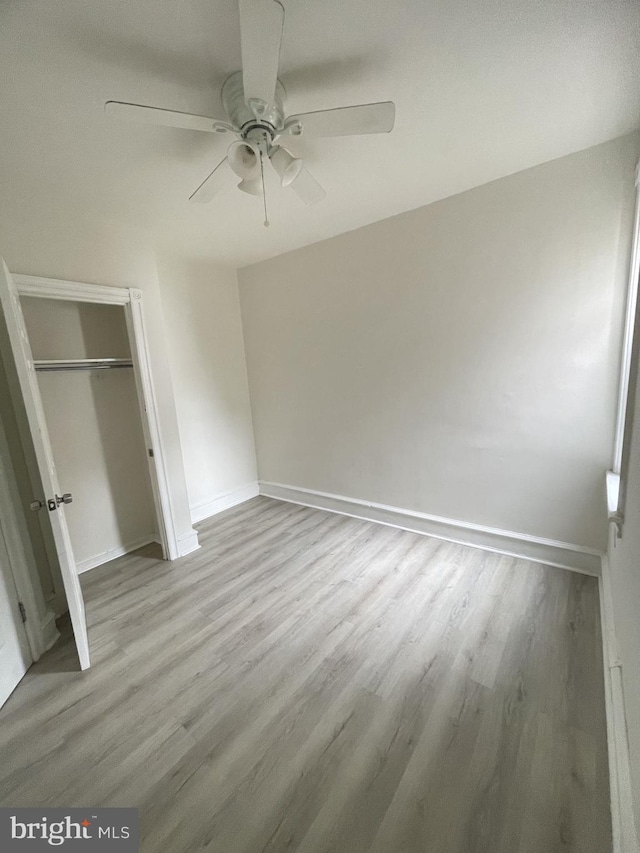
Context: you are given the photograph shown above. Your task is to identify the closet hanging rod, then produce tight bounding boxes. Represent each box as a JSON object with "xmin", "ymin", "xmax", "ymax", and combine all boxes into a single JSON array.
[{"xmin": 34, "ymin": 358, "xmax": 133, "ymax": 372}]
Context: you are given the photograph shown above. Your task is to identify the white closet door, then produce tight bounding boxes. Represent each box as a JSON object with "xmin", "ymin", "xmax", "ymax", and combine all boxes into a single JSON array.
[
  {"xmin": 0, "ymin": 525, "xmax": 31, "ymax": 707},
  {"xmin": 0, "ymin": 259, "xmax": 90, "ymax": 670}
]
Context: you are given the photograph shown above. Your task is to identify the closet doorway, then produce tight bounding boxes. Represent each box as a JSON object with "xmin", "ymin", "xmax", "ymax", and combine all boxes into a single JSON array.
[
  {"xmin": 0, "ymin": 267, "xmax": 179, "ymax": 670},
  {"xmin": 22, "ymin": 298, "xmax": 159, "ymax": 576}
]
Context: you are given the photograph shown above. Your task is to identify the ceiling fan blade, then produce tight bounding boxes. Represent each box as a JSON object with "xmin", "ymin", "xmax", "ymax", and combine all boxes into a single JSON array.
[
  {"xmin": 238, "ymin": 0, "xmax": 284, "ymax": 116},
  {"xmin": 105, "ymin": 101, "xmax": 232, "ymax": 133},
  {"xmin": 285, "ymin": 101, "xmax": 395, "ymax": 138},
  {"xmin": 189, "ymin": 157, "xmax": 230, "ymax": 203},
  {"xmin": 290, "ymin": 167, "xmax": 326, "ymax": 206}
]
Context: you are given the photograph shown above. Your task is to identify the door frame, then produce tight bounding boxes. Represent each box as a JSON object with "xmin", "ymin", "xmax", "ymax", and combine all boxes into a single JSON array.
[{"xmin": 13, "ymin": 273, "xmax": 178, "ymax": 561}]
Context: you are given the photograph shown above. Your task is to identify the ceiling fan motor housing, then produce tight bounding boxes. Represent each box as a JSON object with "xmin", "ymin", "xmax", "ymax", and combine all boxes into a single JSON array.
[{"xmin": 222, "ymin": 70, "xmax": 286, "ymax": 143}]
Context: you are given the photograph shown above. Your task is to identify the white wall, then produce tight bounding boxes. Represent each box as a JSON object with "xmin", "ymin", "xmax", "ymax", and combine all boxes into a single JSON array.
[
  {"xmin": 156, "ymin": 255, "xmax": 257, "ymax": 523},
  {"xmin": 0, "ymin": 213, "xmax": 198, "ymax": 558},
  {"xmin": 21, "ymin": 298, "xmax": 157, "ymax": 570},
  {"xmin": 239, "ymin": 132, "xmax": 640, "ymax": 551}
]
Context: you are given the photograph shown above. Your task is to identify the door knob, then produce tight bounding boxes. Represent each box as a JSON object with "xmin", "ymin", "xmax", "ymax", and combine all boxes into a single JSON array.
[{"xmin": 47, "ymin": 493, "xmax": 73, "ymax": 511}]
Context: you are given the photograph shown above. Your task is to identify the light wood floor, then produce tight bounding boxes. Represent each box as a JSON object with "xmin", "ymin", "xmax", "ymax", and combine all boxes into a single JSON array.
[{"xmin": 0, "ymin": 497, "xmax": 611, "ymax": 852}]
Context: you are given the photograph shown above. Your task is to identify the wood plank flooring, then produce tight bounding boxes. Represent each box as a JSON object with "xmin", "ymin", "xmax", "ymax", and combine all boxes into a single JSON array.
[{"xmin": 0, "ymin": 497, "xmax": 611, "ymax": 852}]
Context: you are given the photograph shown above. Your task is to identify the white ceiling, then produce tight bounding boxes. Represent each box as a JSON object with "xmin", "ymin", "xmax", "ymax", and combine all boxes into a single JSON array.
[{"xmin": 1, "ymin": 0, "xmax": 639, "ymax": 267}]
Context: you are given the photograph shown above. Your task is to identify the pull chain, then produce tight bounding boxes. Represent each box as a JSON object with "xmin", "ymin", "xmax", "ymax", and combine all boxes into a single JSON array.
[{"xmin": 260, "ymin": 152, "xmax": 270, "ymax": 228}]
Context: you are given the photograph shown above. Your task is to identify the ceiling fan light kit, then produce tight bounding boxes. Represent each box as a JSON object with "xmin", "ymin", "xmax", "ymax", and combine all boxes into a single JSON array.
[
  {"xmin": 237, "ymin": 178, "xmax": 263, "ymax": 196},
  {"xmin": 105, "ymin": 0, "xmax": 396, "ymax": 223},
  {"xmin": 269, "ymin": 146, "xmax": 302, "ymax": 187},
  {"xmin": 228, "ymin": 139, "xmax": 261, "ymax": 181}
]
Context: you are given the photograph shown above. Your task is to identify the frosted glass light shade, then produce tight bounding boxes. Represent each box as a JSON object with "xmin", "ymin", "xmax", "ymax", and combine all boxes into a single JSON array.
[
  {"xmin": 270, "ymin": 146, "xmax": 303, "ymax": 187},
  {"xmin": 228, "ymin": 141, "xmax": 261, "ymax": 180},
  {"xmin": 237, "ymin": 178, "xmax": 262, "ymax": 196}
]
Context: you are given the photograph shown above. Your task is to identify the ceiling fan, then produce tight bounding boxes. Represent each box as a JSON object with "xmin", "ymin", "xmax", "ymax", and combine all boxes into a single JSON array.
[{"xmin": 105, "ymin": 0, "xmax": 395, "ymax": 221}]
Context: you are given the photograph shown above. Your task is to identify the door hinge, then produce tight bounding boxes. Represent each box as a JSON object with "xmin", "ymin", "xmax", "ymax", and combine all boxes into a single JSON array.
[
  {"xmin": 18, "ymin": 602, "xmax": 27, "ymax": 623},
  {"xmin": 148, "ymin": 448, "xmax": 154, "ymax": 458}
]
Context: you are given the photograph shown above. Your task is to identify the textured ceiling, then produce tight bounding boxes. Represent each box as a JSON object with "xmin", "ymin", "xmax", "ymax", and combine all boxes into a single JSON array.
[{"xmin": 1, "ymin": 0, "xmax": 639, "ymax": 267}]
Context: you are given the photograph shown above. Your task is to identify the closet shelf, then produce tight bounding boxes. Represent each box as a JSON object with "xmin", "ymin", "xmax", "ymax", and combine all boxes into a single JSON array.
[{"xmin": 33, "ymin": 358, "xmax": 133, "ymax": 372}]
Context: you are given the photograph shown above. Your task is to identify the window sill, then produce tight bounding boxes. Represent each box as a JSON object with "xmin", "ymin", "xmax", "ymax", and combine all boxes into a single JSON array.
[
  {"xmin": 606, "ymin": 471, "xmax": 623, "ymax": 537},
  {"xmin": 606, "ymin": 471, "xmax": 620, "ymax": 518}
]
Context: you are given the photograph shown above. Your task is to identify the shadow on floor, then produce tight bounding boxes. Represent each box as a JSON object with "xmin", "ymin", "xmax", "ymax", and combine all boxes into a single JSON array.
[{"xmin": 26, "ymin": 615, "xmax": 81, "ymax": 674}]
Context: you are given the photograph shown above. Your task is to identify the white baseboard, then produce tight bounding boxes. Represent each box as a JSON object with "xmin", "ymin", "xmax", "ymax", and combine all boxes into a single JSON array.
[
  {"xmin": 177, "ymin": 528, "xmax": 200, "ymax": 558},
  {"xmin": 258, "ymin": 481, "xmax": 602, "ymax": 576},
  {"xmin": 76, "ymin": 534, "xmax": 158, "ymax": 574},
  {"xmin": 190, "ymin": 482, "xmax": 259, "ymax": 525},
  {"xmin": 600, "ymin": 554, "xmax": 640, "ymax": 853}
]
